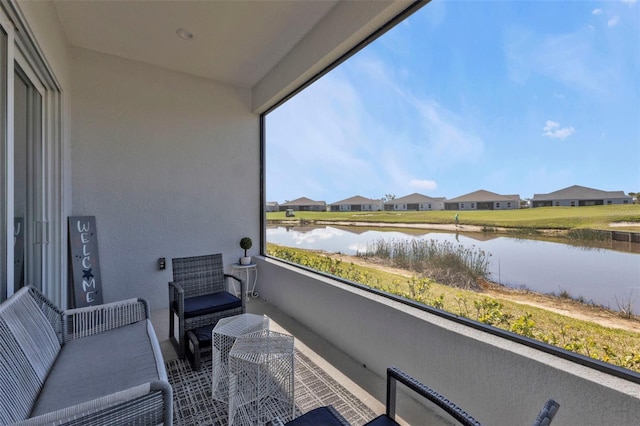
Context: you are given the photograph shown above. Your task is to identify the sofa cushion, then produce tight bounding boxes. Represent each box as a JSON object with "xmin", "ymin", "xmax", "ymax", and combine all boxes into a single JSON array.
[
  {"xmin": 181, "ymin": 292, "xmax": 242, "ymax": 319},
  {"xmin": 30, "ymin": 320, "xmax": 159, "ymax": 417}
]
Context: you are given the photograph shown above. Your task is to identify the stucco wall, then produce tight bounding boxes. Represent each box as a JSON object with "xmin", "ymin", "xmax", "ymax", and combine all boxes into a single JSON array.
[
  {"xmin": 256, "ymin": 257, "xmax": 640, "ymax": 425},
  {"xmin": 70, "ymin": 48, "xmax": 259, "ymax": 309}
]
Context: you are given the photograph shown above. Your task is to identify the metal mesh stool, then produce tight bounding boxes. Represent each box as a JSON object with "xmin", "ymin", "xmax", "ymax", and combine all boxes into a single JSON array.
[
  {"xmin": 212, "ymin": 313, "xmax": 270, "ymax": 403},
  {"xmin": 228, "ymin": 329, "xmax": 295, "ymax": 426}
]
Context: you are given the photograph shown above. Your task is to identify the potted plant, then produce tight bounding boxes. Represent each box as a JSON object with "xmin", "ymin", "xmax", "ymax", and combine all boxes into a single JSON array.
[{"xmin": 239, "ymin": 237, "xmax": 253, "ymax": 265}]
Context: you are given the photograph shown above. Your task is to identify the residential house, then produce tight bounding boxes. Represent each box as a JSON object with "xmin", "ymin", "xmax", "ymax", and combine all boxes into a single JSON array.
[
  {"xmin": 0, "ymin": 1, "xmax": 637, "ymax": 423},
  {"xmin": 384, "ymin": 193, "xmax": 445, "ymax": 211},
  {"xmin": 279, "ymin": 197, "xmax": 327, "ymax": 212},
  {"xmin": 265, "ymin": 201, "xmax": 279, "ymax": 213},
  {"xmin": 329, "ymin": 195, "xmax": 384, "ymax": 212},
  {"xmin": 531, "ymin": 185, "xmax": 633, "ymax": 207},
  {"xmin": 444, "ymin": 190, "xmax": 520, "ymax": 210}
]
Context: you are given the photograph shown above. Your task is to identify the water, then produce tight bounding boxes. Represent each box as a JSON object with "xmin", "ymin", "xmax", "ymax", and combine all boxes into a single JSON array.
[{"xmin": 267, "ymin": 225, "xmax": 640, "ymax": 312}]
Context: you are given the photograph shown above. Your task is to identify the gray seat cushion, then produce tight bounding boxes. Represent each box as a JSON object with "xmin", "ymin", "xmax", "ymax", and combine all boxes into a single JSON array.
[{"xmin": 30, "ymin": 320, "xmax": 160, "ymax": 417}]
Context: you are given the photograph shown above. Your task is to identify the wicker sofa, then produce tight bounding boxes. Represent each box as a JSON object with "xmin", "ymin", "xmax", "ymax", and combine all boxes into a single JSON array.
[{"xmin": 0, "ymin": 286, "xmax": 172, "ymax": 425}]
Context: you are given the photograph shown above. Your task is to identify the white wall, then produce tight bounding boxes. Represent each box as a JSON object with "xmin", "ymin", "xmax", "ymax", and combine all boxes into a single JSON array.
[
  {"xmin": 70, "ymin": 48, "xmax": 259, "ymax": 309},
  {"xmin": 256, "ymin": 258, "xmax": 640, "ymax": 425}
]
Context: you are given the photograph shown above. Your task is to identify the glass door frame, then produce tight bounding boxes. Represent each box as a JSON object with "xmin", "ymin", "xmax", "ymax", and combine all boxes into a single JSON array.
[
  {"xmin": 14, "ymin": 49, "xmax": 45, "ymax": 295},
  {"xmin": 0, "ymin": 3, "xmax": 64, "ymax": 306}
]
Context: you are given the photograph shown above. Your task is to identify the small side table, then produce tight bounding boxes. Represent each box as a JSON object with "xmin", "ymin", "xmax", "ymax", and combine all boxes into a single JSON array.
[
  {"xmin": 231, "ymin": 263, "xmax": 259, "ymax": 298},
  {"xmin": 228, "ymin": 329, "xmax": 295, "ymax": 426},
  {"xmin": 212, "ymin": 313, "xmax": 270, "ymax": 403}
]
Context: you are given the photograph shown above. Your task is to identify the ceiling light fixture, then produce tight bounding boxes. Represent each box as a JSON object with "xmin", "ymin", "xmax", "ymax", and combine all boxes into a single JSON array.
[{"xmin": 176, "ymin": 28, "xmax": 194, "ymax": 40}]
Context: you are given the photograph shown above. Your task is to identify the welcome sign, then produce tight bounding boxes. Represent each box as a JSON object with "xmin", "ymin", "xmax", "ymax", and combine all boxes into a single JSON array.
[{"xmin": 68, "ymin": 216, "xmax": 103, "ymax": 307}]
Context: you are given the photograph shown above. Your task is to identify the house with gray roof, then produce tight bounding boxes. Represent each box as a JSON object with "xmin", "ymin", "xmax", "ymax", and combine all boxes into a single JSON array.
[
  {"xmin": 444, "ymin": 190, "xmax": 520, "ymax": 210},
  {"xmin": 384, "ymin": 193, "xmax": 446, "ymax": 211},
  {"xmin": 279, "ymin": 197, "xmax": 327, "ymax": 211},
  {"xmin": 531, "ymin": 185, "xmax": 633, "ymax": 207},
  {"xmin": 265, "ymin": 201, "xmax": 279, "ymax": 212},
  {"xmin": 329, "ymin": 195, "xmax": 383, "ymax": 212}
]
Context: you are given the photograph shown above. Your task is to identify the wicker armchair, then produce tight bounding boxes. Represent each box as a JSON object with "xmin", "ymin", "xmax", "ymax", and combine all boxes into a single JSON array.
[
  {"xmin": 365, "ymin": 366, "xmax": 482, "ymax": 426},
  {"xmin": 169, "ymin": 253, "xmax": 245, "ymax": 358},
  {"xmin": 365, "ymin": 367, "xmax": 559, "ymax": 426}
]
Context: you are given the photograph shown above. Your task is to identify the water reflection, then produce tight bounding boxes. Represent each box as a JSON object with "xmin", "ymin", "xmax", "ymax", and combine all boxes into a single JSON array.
[{"xmin": 267, "ymin": 225, "xmax": 640, "ymax": 312}]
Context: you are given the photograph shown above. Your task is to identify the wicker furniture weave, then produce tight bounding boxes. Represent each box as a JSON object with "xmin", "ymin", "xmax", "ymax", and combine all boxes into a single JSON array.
[
  {"xmin": 281, "ymin": 367, "xmax": 559, "ymax": 426},
  {"xmin": 531, "ymin": 398, "xmax": 560, "ymax": 426},
  {"xmin": 169, "ymin": 253, "xmax": 245, "ymax": 358},
  {"xmin": 367, "ymin": 367, "xmax": 559, "ymax": 426},
  {"xmin": 0, "ymin": 286, "xmax": 172, "ymax": 425},
  {"xmin": 366, "ymin": 366, "xmax": 482, "ymax": 426}
]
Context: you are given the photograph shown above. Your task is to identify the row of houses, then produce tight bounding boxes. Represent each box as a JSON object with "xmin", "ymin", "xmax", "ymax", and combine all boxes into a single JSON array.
[{"xmin": 266, "ymin": 185, "xmax": 633, "ymax": 212}]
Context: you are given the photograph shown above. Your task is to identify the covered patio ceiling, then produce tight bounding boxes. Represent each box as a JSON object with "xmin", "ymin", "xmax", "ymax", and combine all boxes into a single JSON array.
[
  {"xmin": 51, "ymin": 0, "xmax": 420, "ymax": 112},
  {"xmin": 53, "ymin": 0, "xmax": 337, "ymax": 88}
]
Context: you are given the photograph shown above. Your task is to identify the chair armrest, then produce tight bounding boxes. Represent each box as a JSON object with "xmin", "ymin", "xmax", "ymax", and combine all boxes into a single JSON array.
[
  {"xmin": 386, "ymin": 366, "xmax": 482, "ymax": 426},
  {"xmin": 169, "ymin": 280, "xmax": 184, "ymax": 306},
  {"xmin": 61, "ymin": 298, "xmax": 150, "ymax": 343},
  {"xmin": 225, "ymin": 273, "xmax": 246, "ymax": 306},
  {"xmin": 224, "ymin": 273, "xmax": 244, "ymax": 289},
  {"xmin": 531, "ymin": 399, "xmax": 560, "ymax": 426}
]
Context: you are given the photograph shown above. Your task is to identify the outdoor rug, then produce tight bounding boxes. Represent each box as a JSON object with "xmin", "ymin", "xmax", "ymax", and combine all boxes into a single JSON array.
[{"xmin": 166, "ymin": 349, "xmax": 376, "ymax": 425}]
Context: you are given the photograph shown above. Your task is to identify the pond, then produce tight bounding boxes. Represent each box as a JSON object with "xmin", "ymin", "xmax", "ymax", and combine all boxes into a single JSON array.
[{"xmin": 266, "ymin": 225, "xmax": 640, "ymax": 312}]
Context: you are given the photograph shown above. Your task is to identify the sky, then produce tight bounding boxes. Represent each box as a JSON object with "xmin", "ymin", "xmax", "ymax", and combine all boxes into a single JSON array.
[{"xmin": 265, "ymin": 0, "xmax": 640, "ymax": 204}]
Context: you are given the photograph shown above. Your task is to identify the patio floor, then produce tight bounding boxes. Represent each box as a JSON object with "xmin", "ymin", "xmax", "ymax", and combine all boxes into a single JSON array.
[{"xmin": 151, "ymin": 297, "xmax": 448, "ymax": 425}]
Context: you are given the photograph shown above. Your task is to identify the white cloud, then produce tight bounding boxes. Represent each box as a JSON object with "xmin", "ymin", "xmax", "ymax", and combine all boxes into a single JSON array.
[
  {"xmin": 608, "ymin": 16, "xmax": 620, "ymax": 27},
  {"xmin": 409, "ymin": 179, "xmax": 438, "ymax": 191},
  {"xmin": 543, "ymin": 120, "xmax": 575, "ymax": 139},
  {"xmin": 592, "ymin": 8, "xmax": 603, "ymax": 15},
  {"xmin": 621, "ymin": 0, "xmax": 637, "ymax": 5}
]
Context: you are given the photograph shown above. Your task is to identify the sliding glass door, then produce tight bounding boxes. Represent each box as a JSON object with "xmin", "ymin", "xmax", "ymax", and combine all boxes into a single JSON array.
[
  {"xmin": 0, "ymin": 4, "xmax": 63, "ymax": 305},
  {"xmin": 14, "ymin": 62, "xmax": 44, "ymax": 294}
]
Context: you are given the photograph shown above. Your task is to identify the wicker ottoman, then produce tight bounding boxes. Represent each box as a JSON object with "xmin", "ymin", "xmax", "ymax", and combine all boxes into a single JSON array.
[{"xmin": 185, "ymin": 324, "xmax": 215, "ymax": 371}]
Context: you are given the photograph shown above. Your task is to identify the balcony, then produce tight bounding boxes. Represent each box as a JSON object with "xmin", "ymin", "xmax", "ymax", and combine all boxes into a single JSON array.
[
  {"xmin": 5, "ymin": 2, "xmax": 640, "ymax": 424},
  {"xmin": 154, "ymin": 299, "xmax": 436, "ymax": 425},
  {"xmin": 152, "ymin": 257, "xmax": 640, "ymax": 425}
]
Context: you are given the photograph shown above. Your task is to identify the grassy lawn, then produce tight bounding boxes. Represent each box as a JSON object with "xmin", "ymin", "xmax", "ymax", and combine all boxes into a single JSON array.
[
  {"xmin": 267, "ymin": 244, "xmax": 640, "ymax": 372},
  {"xmin": 267, "ymin": 204, "xmax": 640, "ymax": 231}
]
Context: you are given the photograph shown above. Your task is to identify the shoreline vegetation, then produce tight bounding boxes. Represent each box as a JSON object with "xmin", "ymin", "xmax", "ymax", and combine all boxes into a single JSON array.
[
  {"xmin": 267, "ymin": 243, "xmax": 640, "ymax": 372},
  {"xmin": 265, "ymin": 205, "xmax": 640, "ymax": 372}
]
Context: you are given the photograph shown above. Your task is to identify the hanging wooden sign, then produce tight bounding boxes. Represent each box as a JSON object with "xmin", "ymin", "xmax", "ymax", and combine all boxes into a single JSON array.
[{"xmin": 68, "ymin": 216, "xmax": 103, "ymax": 307}]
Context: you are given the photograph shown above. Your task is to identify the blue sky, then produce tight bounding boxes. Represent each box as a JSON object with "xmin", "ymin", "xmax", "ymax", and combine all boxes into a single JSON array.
[{"xmin": 266, "ymin": 0, "xmax": 639, "ymax": 204}]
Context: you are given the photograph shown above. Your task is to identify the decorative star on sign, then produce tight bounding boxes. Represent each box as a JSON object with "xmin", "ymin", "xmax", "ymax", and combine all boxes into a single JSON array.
[{"xmin": 82, "ymin": 269, "xmax": 94, "ymax": 280}]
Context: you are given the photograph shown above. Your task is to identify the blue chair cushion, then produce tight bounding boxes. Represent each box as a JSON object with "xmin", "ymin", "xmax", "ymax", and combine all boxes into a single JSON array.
[
  {"xmin": 191, "ymin": 324, "xmax": 215, "ymax": 345},
  {"xmin": 181, "ymin": 292, "xmax": 241, "ymax": 318},
  {"xmin": 363, "ymin": 415, "xmax": 398, "ymax": 426},
  {"xmin": 286, "ymin": 407, "xmax": 349, "ymax": 426}
]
